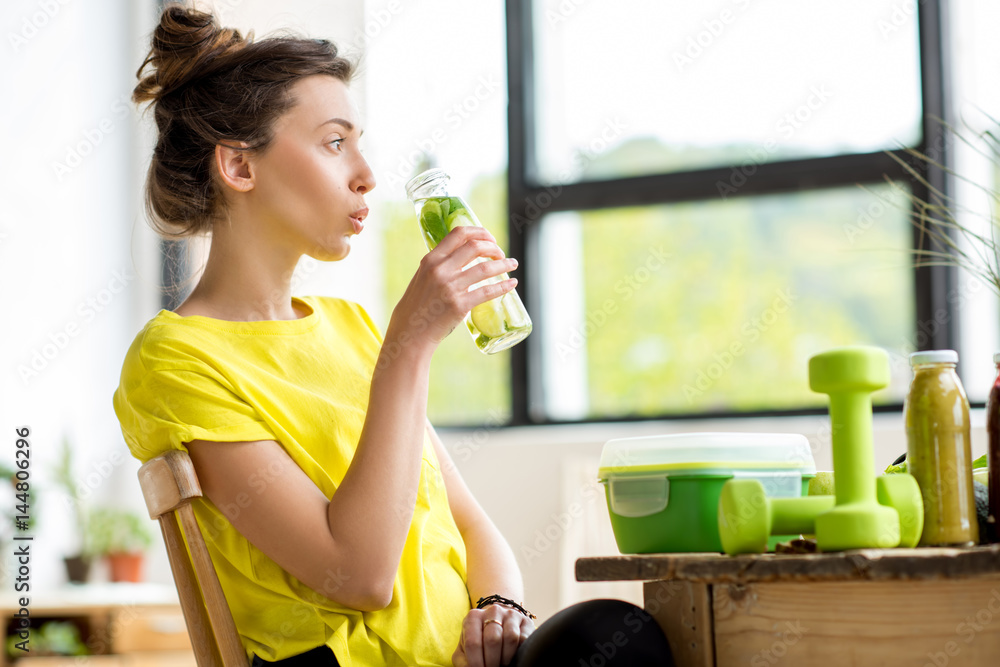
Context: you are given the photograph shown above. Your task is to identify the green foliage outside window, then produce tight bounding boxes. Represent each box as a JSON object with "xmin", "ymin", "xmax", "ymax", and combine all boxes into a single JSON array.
[{"xmin": 577, "ymin": 184, "xmax": 913, "ymax": 417}]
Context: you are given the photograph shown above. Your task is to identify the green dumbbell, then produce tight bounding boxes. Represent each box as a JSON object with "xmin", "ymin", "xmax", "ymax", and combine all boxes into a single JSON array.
[
  {"xmin": 809, "ymin": 346, "xmax": 918, "ymax": 551},
  {"xmin": 717, "ymin": 346, "xmax": 924, "ymax": 554},
  {"xmin": 719, "ymin": 479, "xmax": 836, "ymax": 555}
]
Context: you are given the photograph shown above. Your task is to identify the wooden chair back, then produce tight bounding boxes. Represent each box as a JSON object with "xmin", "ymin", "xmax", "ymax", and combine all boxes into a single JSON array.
[{"xmin": 138, "ymin": 450, "xmax": 248, "ymax": 667}]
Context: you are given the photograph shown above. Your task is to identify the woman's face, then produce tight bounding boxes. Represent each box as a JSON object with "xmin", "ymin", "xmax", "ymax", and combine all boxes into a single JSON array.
[{"xmin": 247, "ymin": 74, "xmax": 375, "ymax": 262}]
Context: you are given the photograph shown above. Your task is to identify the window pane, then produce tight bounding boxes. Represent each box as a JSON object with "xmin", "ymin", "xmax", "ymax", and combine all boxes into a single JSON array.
[
  {"xmin": 532, "ymin": 0, "xmax": 922, "ymax": 184},
  {"xmin": 365, "ymin": 0, "xmax": 510, "ymax": 425},
  {"xmin": 530, "ymin": 184, "xmax": 916, "ymax": 420}
]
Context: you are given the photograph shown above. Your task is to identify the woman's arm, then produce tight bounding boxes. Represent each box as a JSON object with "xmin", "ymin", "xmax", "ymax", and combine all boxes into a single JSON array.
[
  {"xmin": 188, "ymin": 225, "xmax": 519, "ymax": 611},
  {"xmin": 426, "ymin": 424, "xmax": 535, "ymax": 667},
  {"xmin": 426, "ymin": 423, "xmax": 524, "ymax": 605}
]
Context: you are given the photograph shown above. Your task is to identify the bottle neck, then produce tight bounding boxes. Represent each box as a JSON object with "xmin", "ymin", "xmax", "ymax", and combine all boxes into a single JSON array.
[
  {"xmin": 405, "ymin": 169, "xmax": 451, "ymax": 201},
  {"xmin": 913, "ymin": 362, "xmax": 957, "ymax": 372}
]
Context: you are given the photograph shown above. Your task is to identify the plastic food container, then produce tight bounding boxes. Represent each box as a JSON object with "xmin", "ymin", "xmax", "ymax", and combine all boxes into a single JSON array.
[{"xmin": 598, "ymin": 432, "xmax": 817, "ymax": 553}]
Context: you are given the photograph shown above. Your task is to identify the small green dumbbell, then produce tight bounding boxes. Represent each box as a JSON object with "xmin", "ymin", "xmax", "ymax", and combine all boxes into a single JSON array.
[
  {"xmin": 719, "ymin": 479, "xmax": 836, "ymax": 555},
  {"xmin": 809, "ymin": 346, "xmax": 904, "ymax": 550}
]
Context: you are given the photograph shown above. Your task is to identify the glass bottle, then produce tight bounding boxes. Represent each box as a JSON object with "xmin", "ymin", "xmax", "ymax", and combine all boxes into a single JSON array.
[
  {"xmin": 404, "ymin": 168, "xmax": 532, "ymax": 354},
  {"xmin": 903, "ymin": 350, "xmax": 978, "ymax": 546},
  {"xmin": 985, "ymin": 353, "xmax": 1000, "ymax": 543}
]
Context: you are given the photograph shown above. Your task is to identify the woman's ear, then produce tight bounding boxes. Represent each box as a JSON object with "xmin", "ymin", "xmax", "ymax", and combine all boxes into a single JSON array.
[{"xmin": 214, "ymin": 142, "xmax": 255, "ymax": 192}]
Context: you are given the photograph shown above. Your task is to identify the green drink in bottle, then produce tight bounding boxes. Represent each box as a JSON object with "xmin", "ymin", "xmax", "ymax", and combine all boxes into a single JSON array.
[{"xmin": 404, "ymin": 168, "xmax": 532, "ymax": 354}]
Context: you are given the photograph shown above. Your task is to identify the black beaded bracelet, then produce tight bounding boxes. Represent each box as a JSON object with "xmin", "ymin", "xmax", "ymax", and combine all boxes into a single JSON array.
[{"xmin": 476, "ymin": 594, "xmax": 537, "ymax": 620}]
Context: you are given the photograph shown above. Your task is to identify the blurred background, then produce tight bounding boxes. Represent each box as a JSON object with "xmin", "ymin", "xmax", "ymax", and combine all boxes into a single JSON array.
[{"xmin": 2, "ymin": 0, "xmax": 1000, "ymax": 626}]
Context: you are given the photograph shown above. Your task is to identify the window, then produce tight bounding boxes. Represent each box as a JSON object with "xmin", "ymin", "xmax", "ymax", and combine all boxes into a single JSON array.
[
  {"xmin": 365, "ymin": 0, "xmax": 512, "ymax": 425},
  {"xmin": 531, "ymin": 183, "xmax": 916, "ymax": 421},
  {"xmin": 507, "ymin": 0, "xmax": 955, "ymax": 424}
]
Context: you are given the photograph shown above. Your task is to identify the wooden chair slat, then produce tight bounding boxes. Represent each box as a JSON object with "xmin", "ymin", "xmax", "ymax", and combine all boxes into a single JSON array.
[{"xmin": 138, "ymin": 450, "xmax": 248, "ymax": 667}]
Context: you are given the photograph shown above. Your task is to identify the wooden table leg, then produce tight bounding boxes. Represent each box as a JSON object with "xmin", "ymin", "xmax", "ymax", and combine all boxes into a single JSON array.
[{"xmin": 643, "ymin": 580, "xmax": 715, "ymax": 667}]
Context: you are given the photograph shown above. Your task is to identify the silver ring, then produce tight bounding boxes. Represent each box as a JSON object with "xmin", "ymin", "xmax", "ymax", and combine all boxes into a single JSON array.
[{"xmin": 483, "ymin": 618, "xmax": 503, "ymax": 630}]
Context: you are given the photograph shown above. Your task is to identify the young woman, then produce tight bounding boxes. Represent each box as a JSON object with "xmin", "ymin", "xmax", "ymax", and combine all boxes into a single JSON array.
[{"xmin": 113, "ymin": 5, "xmax": 672, "ymax": 666}]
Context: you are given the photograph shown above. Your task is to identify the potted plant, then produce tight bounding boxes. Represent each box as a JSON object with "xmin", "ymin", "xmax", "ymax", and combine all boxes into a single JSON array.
[
  {"xmin": 4, "ymin": 620, "xmax": 87, "ymax": 659},
  {"xmin": 52, "ymin": 435, "xmax": 95, "ymax": 583},
  {"xmin": 88, "ymin": 507, "xmax": 154, "ymax": 582}
]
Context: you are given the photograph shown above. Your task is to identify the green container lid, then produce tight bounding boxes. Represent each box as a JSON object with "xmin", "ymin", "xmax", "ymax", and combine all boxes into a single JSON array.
[{"xmin": 598, "ymin": 432, "xmax": 817, "ymax": 480}]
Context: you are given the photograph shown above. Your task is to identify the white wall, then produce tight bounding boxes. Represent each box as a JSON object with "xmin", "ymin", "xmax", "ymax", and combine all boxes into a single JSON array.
[{"xmin": 0, "ymin": 0, "xmax": 160, "ymax": 589}]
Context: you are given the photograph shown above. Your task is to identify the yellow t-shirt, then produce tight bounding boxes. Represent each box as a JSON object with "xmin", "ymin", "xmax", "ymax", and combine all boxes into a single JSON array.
[{"xmin": 112, "ymin": 295, "xmax": 471, "ymax": 666}]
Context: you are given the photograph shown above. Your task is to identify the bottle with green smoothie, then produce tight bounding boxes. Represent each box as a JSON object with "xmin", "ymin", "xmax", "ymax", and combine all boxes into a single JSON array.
[
  {"xmin": 903, "ymin": 350, "xmax": 978, "ymax": 546},
  {"xmin": 404, "ymin": 168, "xmax": 532, "ymax": 354}
]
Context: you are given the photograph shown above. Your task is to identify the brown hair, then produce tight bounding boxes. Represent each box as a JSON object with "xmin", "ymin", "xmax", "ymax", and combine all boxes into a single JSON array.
[{"xmin": 133, "ymin": 3, "xmax": 355, "ymax": 238}]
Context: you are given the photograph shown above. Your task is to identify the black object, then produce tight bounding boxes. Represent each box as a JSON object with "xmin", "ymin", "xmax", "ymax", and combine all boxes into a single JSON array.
[
  {"xmin": 251, "ymin": 645, "xmax": 339, "ymax": 666},
  {"xmin": 974, "ymin": 480, "xmax": 992, "ymax": 544},
  {"xmin": 509, "ymin": 599, "xmax": 674, "ymax": 667},
  {"xmin": 892, "ymin": 452, "xmax": 907, "ymax": 466}
]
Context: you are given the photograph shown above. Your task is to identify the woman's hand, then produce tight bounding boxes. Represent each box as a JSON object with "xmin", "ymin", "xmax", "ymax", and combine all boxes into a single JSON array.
[
  {"xmin": 453, "ymin": 605, "xmax": 534, "ymax": 667},
  {"xmin": 388, "ymin": 225, "xmax": 518, "ymax": 354}
]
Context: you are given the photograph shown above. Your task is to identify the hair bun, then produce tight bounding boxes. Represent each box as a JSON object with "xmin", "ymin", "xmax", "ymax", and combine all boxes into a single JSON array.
[{"xmin": 133, "ymin": 3, "xmax": 249, "ymax": 105}]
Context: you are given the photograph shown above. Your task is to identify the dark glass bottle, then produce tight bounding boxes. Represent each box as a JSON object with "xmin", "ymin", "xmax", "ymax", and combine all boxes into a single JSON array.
[{"xmin": 985, "ymin": 353, "xmax": 1000, "ymax": 542}]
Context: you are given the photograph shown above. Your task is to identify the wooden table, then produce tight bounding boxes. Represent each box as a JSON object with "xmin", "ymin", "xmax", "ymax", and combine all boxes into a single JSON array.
[{"xmin": 577, "ymin": 545, "xmax": 1000, "ymax": 666}]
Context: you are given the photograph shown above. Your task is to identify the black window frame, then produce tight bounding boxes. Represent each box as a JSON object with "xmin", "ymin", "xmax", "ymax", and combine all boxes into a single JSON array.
[{"xmin": 504, "ymin": 0, "xmax": 957, "ymax": 426}]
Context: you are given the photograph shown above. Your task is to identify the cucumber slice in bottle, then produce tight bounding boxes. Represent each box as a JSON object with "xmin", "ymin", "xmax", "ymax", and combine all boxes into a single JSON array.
[
  {"xmin": 419, "ymin": 200, "xmax": 448, "ymax": 248},
  {"xmin": 421, "ymin": 199, "xmax": 442, "ymax": 220},
  {"xmin": 471, "ymin": 298, "xmax": 506, "ymax": 337},
  {"xmin": 446, "ymin": 208, "xmax": 474, "ymax": 230}
]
